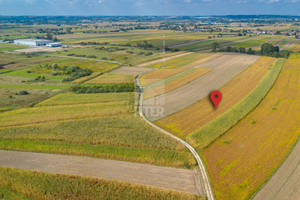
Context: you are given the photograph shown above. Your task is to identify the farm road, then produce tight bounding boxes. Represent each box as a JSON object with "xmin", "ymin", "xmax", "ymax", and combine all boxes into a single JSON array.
[
  {"xmin": 0, "ymin": 150, "xmax": 202, "ymax": 195},
  {"xmin": 253, "ymin": 140, "xmax": 300, "ymax": 200},
  {"xmin": 144, "ymin": 53, "xmax": 260, "ymax": 121}
]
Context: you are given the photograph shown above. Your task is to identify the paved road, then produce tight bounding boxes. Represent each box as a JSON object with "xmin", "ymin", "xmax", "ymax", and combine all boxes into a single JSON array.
[
  {"xmin": 136, "ymin": 76, "xmax": 214, "ymax": 200},
  {"xmin": 0, "ymin": 150, "xmax": 201, "ymax": 195},
  {"xmin": 252, "ymin": 140, "xmax": 300, "ymax": 200}
]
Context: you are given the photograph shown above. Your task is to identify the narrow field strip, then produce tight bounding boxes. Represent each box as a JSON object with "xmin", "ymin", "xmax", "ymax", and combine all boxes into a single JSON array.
[
  {"xmin": 145, "ymin": 53, "xmax": 209, "ymax": 68},
  {"xmin": 0, "ymin": 84, "xmax": 71, "ymax": 90},
  {"xmin": 0, "ymin": 167, "xmax": 201, "ymax": 200},
  {"xmin": 188, "ymin": 58, "xmax": 285, "ymax": 148},
  {"xmin": 86, "ymin": 73, "xmax": 136, "ymax": 84},
  {"xmin": 144, "ymin": 68, "xmax": 212, "ymax": 100},
  {"xmin": 140, "ymin": 68, "xmax": 186, "ymax": 86},
  {"xmin": 155, "ymin": 57, "xmax": 277, "ymax": 139},
  {"xmin": 202, "ymin": 55, "xmax": 300, "ymax": 200}
]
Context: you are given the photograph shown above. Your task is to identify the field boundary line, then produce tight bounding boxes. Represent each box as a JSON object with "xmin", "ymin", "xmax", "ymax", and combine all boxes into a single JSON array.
[{"xmin": 135, "ymin": 75, "xmax": 214, "ymax": 200}]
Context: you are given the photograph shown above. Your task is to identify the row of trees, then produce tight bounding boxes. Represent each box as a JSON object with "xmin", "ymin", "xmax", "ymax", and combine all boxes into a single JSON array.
[
  {"xmin": 212, "ymin": 42, "xmax": 290, "ymax": 58},
  {"xmin": 72, "ymin": 83, "xmax": 135, "ymax": 94}
]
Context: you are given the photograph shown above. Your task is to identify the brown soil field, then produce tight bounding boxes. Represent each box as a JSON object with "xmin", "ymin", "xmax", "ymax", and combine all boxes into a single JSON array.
[
  {"xmin": 144, "ymin": 68, "xmax": 212, "ymax": 100},
  {"xmin": 0, "ymin": 150, "xmax": 203, "ymax": 195},
  {"xmin": 202, "ymin": 57, "xmax": 300, "ymax": 200},
  {"xmin": 140, "ymin": 68, "xmax": 186, "ymax": 86},
  {"xmin": 14, "ymin": 47, "xmax": 64, "ymax": 53},
  {"xmin": 112, "ymin": 66, "xmax": 154, "ymax": 75},
  {"xmin": 155, "ymin": 57, "xmax": 277, "ymax": 138},
  {"xmin": 143, "ymin": 53, "xmax": 260, "ymax": 121}
]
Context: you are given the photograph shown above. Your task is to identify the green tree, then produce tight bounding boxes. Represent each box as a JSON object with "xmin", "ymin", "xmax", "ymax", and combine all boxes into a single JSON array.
[
  {"xmin": 212, "ymin": 42, "xmax": 219, "ymax": 51},
  {"xmin": 46, "ymin": 33, "xmax": 53, "ymax": 40}
]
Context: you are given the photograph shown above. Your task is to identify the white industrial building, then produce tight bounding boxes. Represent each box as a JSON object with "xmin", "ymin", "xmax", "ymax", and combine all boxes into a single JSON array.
[
  {"xmin": 46, "ymin": 42, "xmax": 62, "ymax": 47},
  {"xmin": 14, "ymin": 39, "xmax": 53, "ymax": 46}
]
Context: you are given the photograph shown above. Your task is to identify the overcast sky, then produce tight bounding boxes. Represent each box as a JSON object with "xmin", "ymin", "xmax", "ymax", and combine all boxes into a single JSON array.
[{"xmin": 0, "ymin": 0, "xmax": 299, "ymax": 16}]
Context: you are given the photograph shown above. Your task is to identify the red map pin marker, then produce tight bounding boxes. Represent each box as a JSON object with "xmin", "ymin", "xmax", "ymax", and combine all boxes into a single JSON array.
[{"xmin": 210, "ymin": 90, "xmax": 222, "ymax": 109}]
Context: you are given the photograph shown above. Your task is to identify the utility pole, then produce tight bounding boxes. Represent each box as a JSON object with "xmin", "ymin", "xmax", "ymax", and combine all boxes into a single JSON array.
[{"xmin": 162, "ymin": 34, "xmax": 166, "ymax": 67}]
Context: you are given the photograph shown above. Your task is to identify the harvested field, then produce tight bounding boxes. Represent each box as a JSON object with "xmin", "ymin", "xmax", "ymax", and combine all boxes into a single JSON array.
[
  {"xmin": 112, "ymin": 66, "xmax": 154, "ymax": 75},
  {"xmin": 136, "ymin": 52, "xmax": 193, "ymax": 67},
  {"xmin": 86, "ymin": 73, "xmax": 136, "ymax": 84},
  {"xmin": 143, "ymin": 53, "xmax": 260, "ymax": 121},
  {"xmin": 202, "ymin": 56, "xmax": 300, "ymax": 200},
  {"xmin": 140, "ymin": 68, "xmax": 186, "ymax": 86},
  {"xmin": 14, "ymin": 47, "xmax": 63, "ymax": 53},
  {"xmin": 0, "ymin": 150, "xmax": 202, "ymax": 195},
  {"xmin": 280, "ymin": 39, "xmax": 300, "ymax": 50},
  {"xmin": 0, "ymin": 167, "xmax": 202, "ymax": 200},
  {"xmin": 155, "ymin": 57, "xmax": 277, "ymax": 138},
  {"xmin": 145, "ymin": 52, "xmax": 213, "ymax": 69},
  {"xmin": 144, "ymin": 68, "xmax": 212, "ymax": 100}
]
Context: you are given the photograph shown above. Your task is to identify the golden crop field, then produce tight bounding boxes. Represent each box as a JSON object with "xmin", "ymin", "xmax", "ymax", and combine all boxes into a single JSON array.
[
  {"xmin": 202, "ymin": 56, "xmax": 300, "ymax": 200},
  {"xmin": 143, "ymin": 68, "xmax": 212, "ymax": 100},
  {"xmin": 293, "ymin": 43, "xmax": 300, "ymax": 52},
  {"xmin": 86, "ymin": 73, "xmax": 136, "ymax": 84},
  {"xmin": 155, "ymin": 57, "xmax": 277, "ymax": 138},
  {"xmin": 140, "ymin": 68, "xmax": 186, "ymax": 86}
]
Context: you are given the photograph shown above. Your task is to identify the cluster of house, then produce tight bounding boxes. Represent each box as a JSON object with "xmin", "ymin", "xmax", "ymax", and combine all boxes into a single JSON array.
[{"xmin": 13, "ymin": 39, "xmax": 68, "ymax": 48}]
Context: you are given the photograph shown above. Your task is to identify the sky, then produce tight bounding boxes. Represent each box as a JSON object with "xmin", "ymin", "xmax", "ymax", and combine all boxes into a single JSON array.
[{"xmin": 0, "ymin": 0, "xmax": 299, "ymax": 16}]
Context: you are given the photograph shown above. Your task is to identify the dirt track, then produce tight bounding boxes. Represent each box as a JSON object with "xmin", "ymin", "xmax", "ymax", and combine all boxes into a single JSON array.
[
  {"xmin": 252, "ymin": 140, "xmax": 300, "ymax": 200},
  {"xmin": 143, "ymin": 53, "xmax": 260, "ymax": 121},
  {"xmin": 0, "ymin": 150, "xmax": 202, "ymax": 195}
]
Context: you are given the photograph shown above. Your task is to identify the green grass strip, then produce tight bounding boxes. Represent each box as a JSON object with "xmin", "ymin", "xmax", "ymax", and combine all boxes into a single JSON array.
[
  {"xmin": 188, "ymin": 58, "xmax": 285, "ymax": 149},
  {"xmin": 0, "ymin": 186, "xmax": 32, "ymax": 200},
  {"xmin": 0, "ymin": 84, "xmax": 71, "ymax": 90}
]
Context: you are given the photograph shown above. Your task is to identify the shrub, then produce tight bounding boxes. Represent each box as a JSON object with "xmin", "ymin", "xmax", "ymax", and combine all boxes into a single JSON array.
[{"xmin": 16, "ymin": 91, "xmax": 29, "ymax": 95}]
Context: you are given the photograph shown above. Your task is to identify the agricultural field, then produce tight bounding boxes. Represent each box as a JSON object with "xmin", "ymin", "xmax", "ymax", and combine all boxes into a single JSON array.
[
  {"xmin": 0, "ymin": 92, "xmax": 195, "ymax": 168},
  {"xmin": 143, "ymin": 53, "xmax": 260, "ymax": 120},
  {"xmin": 1, "ymin": 15, "xmax": 300, "ymax": 200},
  {"xmin": 0, "ymin": 167, "xmax": 201, "ymax": 200},
  {"xmin": 86, "ymin": 72, "xmax": 136, "ymax": 84},
  {"xmin": 177, "ymin": 36, "xmax": 249, "ymax": 51},
  {"xmin": 234, "ymin": 35, "xmax": 272, "ymax": 48},
  {"xmin": 0, "ymin": 43, "xmax": 26, "ymax": 51},
  {"xmin": 155, "ymin": 57, "xmax": 278, "ymax": 138},
  {"xmin": 202, "ymin": 54, "xmax": 300, "ymax": 200},
  {"xmin": 143, "ymin": 68, "xmax": 212, "ymax": 100},
  {"xmin": 140, "ymin": 68, "xmax": 186, "ymax": 86}
]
